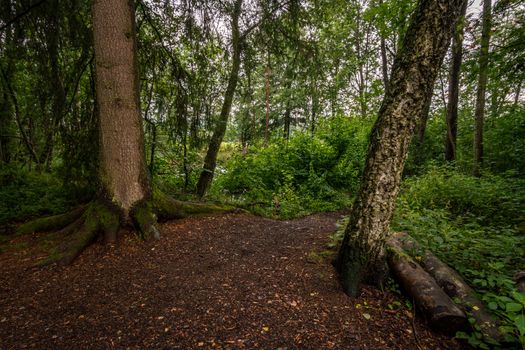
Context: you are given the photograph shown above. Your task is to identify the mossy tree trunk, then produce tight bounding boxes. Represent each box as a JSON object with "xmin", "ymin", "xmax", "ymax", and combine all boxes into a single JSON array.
[
  {"xmin": 335, "ymin": 0, "xmax": 467, "ymax": 297},
  {"xmin": 16, "ymin": 0, "xmax": 239, "ymax": 265},
  {"xmin": 92, "ymin": 0, "xmax": 158, "ymax": 242}
]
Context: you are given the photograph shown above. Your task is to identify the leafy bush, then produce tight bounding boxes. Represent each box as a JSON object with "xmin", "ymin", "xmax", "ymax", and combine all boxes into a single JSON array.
[
  {"xmin": 397, "ymin": 164, "xmax": 525, "ymax": 226},
  {"xmin": 404, "ymin": 105, "xmax": 525, "ymax": 178},
  {"xmin": 393, "ymin": 165, "xmax": 525, "ymax": 348},
  {"xmin": 485, "ymin": 105, "xmax": 525, "ymax": 177},
  {"xmin": 213, "ymin": 116, "xmax": 372, "ymax": 218},
  {"xmin": 0, "ymin": 166, "xmax": 77, "ymax": 226}
]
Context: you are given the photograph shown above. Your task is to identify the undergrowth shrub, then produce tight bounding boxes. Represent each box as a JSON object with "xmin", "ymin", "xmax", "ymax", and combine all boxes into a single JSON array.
[
  {"xmin": 0, "ymin": 166, "xmax": 77, "ymax": 226},
  {"xmin": 213, "ymin": 116, "xmax": 372, "ymax": 218},
  {"xmin": 393, "ymin": 165, "xmax": 525, "ymax": 348}
]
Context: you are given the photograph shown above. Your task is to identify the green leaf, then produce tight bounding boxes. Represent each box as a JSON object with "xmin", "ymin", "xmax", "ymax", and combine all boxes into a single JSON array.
[
  {"xmin": 514, "ymin": 315, "xmax": 525, "ymax": 336},
  {"xmin": 511, "ymin": 291, "xmax": 525, "ymax": 306},
  {"xmin": 505, "ymin": 302, "xmax": 523, "ymax": 313},
  {"xmin": 362, "ymin": 313, "xmax": 371, "ymax": 320},
  {"xmin": 488, "ymin": 301, "xmax": 498, "ymax": 310}
]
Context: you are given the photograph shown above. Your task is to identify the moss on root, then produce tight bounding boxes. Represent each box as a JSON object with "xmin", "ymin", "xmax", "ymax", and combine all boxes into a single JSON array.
[
  {"xmin": 130, "ymin": 200, "xmax": 159, "ymax": 240},
  {"xmin": 38, "ymin": 200, "xmax": 120, "ymax": 266},
  {"xmin": 17, "ymin": 206, "xmax": 86, "ymax": 236},
  {"xmin": 151, "ymin": 189, "xmax": 240, "ymax": 220},
  {"xmin": 17, "ymin": 189, "xmax": 242, "ymax": 265}
]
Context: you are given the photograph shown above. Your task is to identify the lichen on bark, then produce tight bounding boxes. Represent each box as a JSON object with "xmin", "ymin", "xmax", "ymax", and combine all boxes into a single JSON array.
[{"xmin": 335, "ymin": 0, "xmax": 467, "ymax": 296}]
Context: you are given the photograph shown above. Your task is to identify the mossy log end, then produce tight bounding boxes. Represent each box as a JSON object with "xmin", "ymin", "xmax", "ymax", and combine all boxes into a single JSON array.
[
  {"xmin": 18, "ymin": 191, "xmax": 241, "ymax": 265},
  {"xmin": 391, "ymin": 232, "xmax": 503, "ymax": 343},
  {"xmin": 387, "ymin": 237, "xmax": 469, "ymax": 335}
]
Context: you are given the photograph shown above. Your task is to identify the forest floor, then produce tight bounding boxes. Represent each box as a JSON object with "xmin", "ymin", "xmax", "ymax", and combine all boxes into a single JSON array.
[{"xmin": 0, "ymin": 212, "xmax": 467, "ymax": 349}]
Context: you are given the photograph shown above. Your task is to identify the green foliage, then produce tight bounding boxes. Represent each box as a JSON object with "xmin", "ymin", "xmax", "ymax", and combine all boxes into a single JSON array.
[
  {"xmin": 213, "ymin": 116, "xmax": 371, "ymax": 218},
  {"xmin": 485, "ymin": 106, "xmax": 525, "ymax": 176},
  {"xmin": 405, "ymin": 105, "xmax": 525, "ymax": 178},
  {"xmin": 0, "ymin": 166, "xmax": 77, "ymax": 226},
  {"xmin": 398, "ymin": 165, "xmax": 525, "ymax": 227},
  {"xmin": 393, "ymin": 165, "xmax": 525, "ymax": 348}
]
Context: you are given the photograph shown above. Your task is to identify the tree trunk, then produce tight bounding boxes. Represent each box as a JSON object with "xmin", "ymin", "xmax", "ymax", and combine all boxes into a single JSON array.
[
  {"xmin": 265, "ymin": 61, "xmax": 270, "ymax": 145},
  {"xmin": 514, "ymin": 81, "xmax": 521, "ymax": 106},
  {"xmin": 445, "ymin": 0, "xmax": 467, "ymax": 162},
  {"xmin": 415, "ymin": 96, "xmax": 432, "ymax": 165},
  {"xmin": 335, "ymin": 0, "xmax": 467, "ymax": 296},
  {"xmin": 93, "ymin": 0, "xmax": 150, "ymax": 216},
  {"xmin": 0, "ymin": 0, "xmax": 14, "ymax": 164},
  {"xmin": 380, "ymin": 37, "xmax": 389, "ymax": 91},
  {"xmin": 473, "ymin": 0, "xmax": 492, "ymax": 177},
  {"xmin": 283, "ymin": 105, "xmax": 291, "ymax": 140},
  {"xmin": 196, "ymin": 0, "xmax": 242, "ymax": 197}
]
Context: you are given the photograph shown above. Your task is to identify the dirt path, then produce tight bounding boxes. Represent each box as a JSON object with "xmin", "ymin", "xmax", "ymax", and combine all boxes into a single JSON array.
[{"xmin": 0, "ymin": 212, "xmax": 464, "ymax": 349}]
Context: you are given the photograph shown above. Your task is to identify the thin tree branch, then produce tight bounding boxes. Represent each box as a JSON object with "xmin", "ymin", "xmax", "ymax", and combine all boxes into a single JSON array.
[{"xmin": 0, "ymin": 0, "xmax": 48, "ymax": 32}]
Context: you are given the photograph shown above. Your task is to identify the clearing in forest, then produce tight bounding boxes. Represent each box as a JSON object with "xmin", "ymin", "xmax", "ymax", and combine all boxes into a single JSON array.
[{"xmin": 0, "ymin": 212, "xmax": 465, "ymax": 349}]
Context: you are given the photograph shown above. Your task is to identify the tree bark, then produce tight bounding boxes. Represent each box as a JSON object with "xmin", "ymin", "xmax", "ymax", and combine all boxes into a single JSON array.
[
  {"xmin": 445, "ymin": 0, "xmax": 467, "ymax": 162},
  {"xmin": 335, "ymin": 0, "xmax": 467, "ymax": 296},
  {"xmin": 415, "ymin": 96, "xmax": 432, "ymax": 165},
  {"xmin": 93, "ymin": 0, "xmax": 150, "ymax": 215},
  {"xmin": 380, "ymin": 37, "xmax": 389, "ymax": 91},
  {"xmin": 473, "ymin": 0, "xmax": 492, "ymax": 177},
  {"xmin": 391, "ymin": 232, "xmax": 503, "ymax": 342},
  {"xmin": 387, "ymin": 236, "xmax": 469, "ymax": 335},
  {"xmin": 0, "ymin": 0, "xmax": 14, "ymax": 164},
  {"xmin": 196, "ymin": 0, "xmax": 242, "ymax": 197}
]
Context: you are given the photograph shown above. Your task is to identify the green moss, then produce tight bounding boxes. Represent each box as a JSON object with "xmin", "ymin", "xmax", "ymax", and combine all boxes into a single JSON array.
[
  {"xmin": 17, "ymin": 206, "xmax": 86, "ymax": 235},
  {"xmin": 307, "ymin": 250, "xmax": 334, "ymax": 264},
  {"xmin": 38, "ymin": 250, "xmax": 63, "ymax": 266},
  {"xmin": 131, "ymin": 200, "xmax": 159, "ymax": 240}
]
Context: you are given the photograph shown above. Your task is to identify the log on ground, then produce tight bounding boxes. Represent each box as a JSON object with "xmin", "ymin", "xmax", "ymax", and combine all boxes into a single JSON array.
[
  {"xmin": 391, "ymin": 232, "xmax": 502, "ymax": 343},
  {"xmin": 386, "ymin": 237, "xmax": 469, "ymax": 335}
]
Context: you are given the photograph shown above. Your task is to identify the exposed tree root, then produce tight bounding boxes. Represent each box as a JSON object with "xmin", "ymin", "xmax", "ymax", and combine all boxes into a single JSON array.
[
  {"xmin": 17, "ymin": 206, "xmax": 86, "ymax": 236},
  {"xmin": 39, "ymin": 200, "xmax": 120, "ymax": 266},
  {"xmin": 17, "ymin": 191, "xmax": 240, "ymax": 265},
  {"xmin": 151, "ymin": 189, "xmax": 238, "ymax": 220}
]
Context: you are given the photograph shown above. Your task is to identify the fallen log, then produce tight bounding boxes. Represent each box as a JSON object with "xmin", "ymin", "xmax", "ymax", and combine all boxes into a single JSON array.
[
  {"xmin": 386, "ymin": 237, "xmax": 469, "ymax": 335},
  {"xmin": 391, "ymin": 232, "xmax": 503, "ymax": 343}
]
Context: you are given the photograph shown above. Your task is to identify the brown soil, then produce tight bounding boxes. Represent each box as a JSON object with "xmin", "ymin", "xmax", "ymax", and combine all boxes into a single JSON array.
[{"xmin": 0, "ymin": 212, "xmax": 467, "ymax": 349}]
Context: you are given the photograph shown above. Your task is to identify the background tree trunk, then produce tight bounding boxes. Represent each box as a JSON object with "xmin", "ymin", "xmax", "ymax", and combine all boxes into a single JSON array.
[
  {"xmin": 445, "ymin": 0, "xmax": 467, "ymax": 162},
  {"xmin": 196, "ymin": 0, "xmax": 242, "ymax": 197},
  {"xmin": 473, "ymin": 0, "xmax": 492, "ymax": 176},
  {"xmin": 93, "ymin": 0, "xmax": 150, "ymax": 215},
  {"xmin": 336, "ymin": 0, "xmax": 467, "ymax": 296},
  {"xmin": 415, "ymin": 96, "xmax": 432, "ymax": 165}
]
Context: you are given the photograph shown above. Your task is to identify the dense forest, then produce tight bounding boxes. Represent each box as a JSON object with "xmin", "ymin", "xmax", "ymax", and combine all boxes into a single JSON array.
[{"xmin": 1, "ymin": 0, "xmax": 524, "ymax": 348}]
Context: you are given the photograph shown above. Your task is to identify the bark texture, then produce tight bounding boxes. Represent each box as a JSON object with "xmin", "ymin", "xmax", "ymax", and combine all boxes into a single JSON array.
[
  {"xmin": 445, "ymin": 0, "xmax": 467, "ymax": 162},
  {"xmin": 473, "ymin": 0, "xmax": 492, "ymax": 176},
  {"xmin": 196, "ymin": 0, "xmax": 242, "ymax": 197},
  {"xmin": 391, "ymin": 232, "xmax": 502, "ymax": 342},
  {"xmin": 336, "ymin": 0, "xmax": 467, "ymax": 296},
  {"xmin": 93, "ymin": 0, "xmax": 149, "ymax": 212},
  {"xmin": 415, "ymin": 96, "xmax": 432, "ymax": 165},
  {"xmin": 387, "ymin": 237, "xmax": 469, "ymax": 335}
]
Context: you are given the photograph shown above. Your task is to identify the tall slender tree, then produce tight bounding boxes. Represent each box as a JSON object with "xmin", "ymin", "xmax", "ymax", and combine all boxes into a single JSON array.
[
  {"xmin": 335, "ymin": 0, "xmax": 467, "ymax": 296},
  {"xmin": 445, "ymin": 0, "xmax": 468, "ymax": 162},
  {"xmin": 196, "ymin": 0, "xmax": 243, "ymax": 197},
  {"xmin": 473, "ymin": 0, "xmax": 492, "ymax": 176}
]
